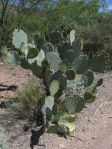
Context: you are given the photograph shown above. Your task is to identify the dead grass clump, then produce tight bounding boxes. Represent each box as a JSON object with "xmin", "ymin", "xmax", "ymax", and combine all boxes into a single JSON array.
[{"xmin": 14, "ymin": 77, "xmax": 45, "ymax": 112}]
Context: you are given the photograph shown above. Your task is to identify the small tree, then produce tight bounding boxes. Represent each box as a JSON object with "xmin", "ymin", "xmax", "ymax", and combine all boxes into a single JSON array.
[{"xmin": 0, "ymin": 0, "xmax": 43, "ymax": 48}]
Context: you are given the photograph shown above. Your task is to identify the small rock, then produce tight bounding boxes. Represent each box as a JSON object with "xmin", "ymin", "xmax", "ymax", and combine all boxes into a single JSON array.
[
  {"xmin": 92, "ymin": 137, "xmax": 96, "ymax": 139},
  {"xmin": 59, "ymin": 143, "xmax": 66, "ymax": 149}
]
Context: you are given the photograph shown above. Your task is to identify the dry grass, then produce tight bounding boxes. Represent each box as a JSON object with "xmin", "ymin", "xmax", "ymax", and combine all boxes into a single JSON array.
[{"xmin": 14, "ymin": 77, "xmax": 45, "ymax": 112}]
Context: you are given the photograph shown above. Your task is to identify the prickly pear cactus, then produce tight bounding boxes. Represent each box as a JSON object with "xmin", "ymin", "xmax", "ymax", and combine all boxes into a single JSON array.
[{"xmin": 9, "ymin": 28, "xmax": 104, "ymax": 136}]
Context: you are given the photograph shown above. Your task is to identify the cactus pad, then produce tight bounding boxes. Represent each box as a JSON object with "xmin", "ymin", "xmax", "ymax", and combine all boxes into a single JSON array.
[{"xmin": 46, "ymin": 52, "xmax": 61, "ymax": 72}]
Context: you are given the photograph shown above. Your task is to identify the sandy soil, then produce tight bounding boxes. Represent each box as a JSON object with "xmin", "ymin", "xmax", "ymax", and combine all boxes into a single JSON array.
[{"xmin": 0, "ymin": 63, "xmax": 112, "ymax": 149}]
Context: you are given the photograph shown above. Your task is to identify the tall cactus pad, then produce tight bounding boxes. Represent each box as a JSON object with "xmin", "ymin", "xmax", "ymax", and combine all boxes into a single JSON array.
[
  {"xmin": 30, "ymin": 61, "xmax": 43, "ymax": 78},
  {"xmin": 65, "ymin": 50, "xmax": 74, "ymax": 64},
  {"xmin": 89, "ymin": 54, "xmax": 106, "ymax": 72},
  {"xmin": 36, "ymin": 50, "xmax": 45, "ymax": 66},
  {"xmin": 72, "ymin": 39, "xmax": 82, "ymax": 58},
  {"xmin": 65, "ymin": 93, "xmax": 85, "ymax": 113},
  {"xmin": 46, "ymin": 52, "xmax": 61, "ymax": 72},
  {"xmin": 12, "ymin": 29, "xmax": 28, "ymax": 49},
  {"xmin": 27, "ymin": 48, "xmax": 38, "ymax": 59},
  {"xmin": 72, "ymin": 54, "xmax": 88, "ymax": 74},
  {"xmin": 50, "ymin": 80, "xmax": 60, "ymax": 96},
  {"xmin": 70, "ymin": 29, "xmax": 76, "ymax": 45},
  {"xmin": 58, "ymin": 42, "xmax": 71, "ymax": 59},
  {"xmin": 60, "ymin": 60, "xmax": 70, "ymax": 73},
  {"xmin": 42, "ymin": 96, "xmax": 54, "ymax": 116},
  {"xmin": 85, "ymin": 70, "xmax": 94, "ymax": 86},
  {"xmin": 20, "ymin": 58, "xmax": 31, "ymax": 69}
]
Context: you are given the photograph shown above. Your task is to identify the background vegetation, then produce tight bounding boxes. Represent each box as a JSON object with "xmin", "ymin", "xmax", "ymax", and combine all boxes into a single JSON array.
[{"xmin": 0, "ymin": 0, "xmax": 112, "ymax": 68}]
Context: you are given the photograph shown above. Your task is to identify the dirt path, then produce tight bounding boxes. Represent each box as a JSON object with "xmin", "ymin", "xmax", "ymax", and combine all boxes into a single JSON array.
[{"xmin": 0, "ymin": 64, "xmax": 112, "ymax": 149}]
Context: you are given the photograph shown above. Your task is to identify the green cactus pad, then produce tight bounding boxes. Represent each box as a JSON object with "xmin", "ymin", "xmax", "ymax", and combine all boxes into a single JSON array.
[
  {"xmin": 0, "ymin": 46, "xmax": 8, "ymax": 56},
  {"xmin": 5, "ymin": 51, "xmax": 19, "ymax": 65},
  {"xmin": 60, "ymin": 60, "xmax": 70, "ymax": 73},
  {"xmin": 65, "ymin": 93, "xmax": 76, "ymax": 114},
  {"xmin": 89, "ymin": 54, "xmax": 106, "ymax": 72},
  {"xmin": 46, "ymin": 52, "xmax": 61, "ymax": 72},
  {"xmin": 27, "ymin": 48, "xmax": 38, "ymax": 59},
  {"xmin": 36, "ymin": 50, "xmax": 45, "ymax": 66},
  {"xmin": 28, "ymin": 49, "xmax": 45, "ymax": 66},
  {"xmin": 20, "ymin": 43, "xmax": 29, "ymax": 57},
  {"xmin": 58, "ymin": 42, "xmax": 71, "ymax": 59},
  {"xmin": 65, "ymin": 93, "xmax": 85, "ymax": 113},
  {"xmin": 72, "ymin": 54, "xmax": 88, "ymax": 74},
  {"xmin": 30, "ymin": 61, "xmax": 43, "ymax": 78},
  {"xmin": 84, "ymin": 70, "xmax": 94, "ymax": 86},
  {"xmin": 65, "ymin": 69, "xmax": 75, "ymax": 80},
  {"xmin": 44, "ymin": 70, "xmax": 53, "ymax": 88},
  {"xmin": 86, "ymin": 70, "xmax": 94, "ymax": 86},
  {"xmin": 12, "ymin": 29, "xmax": 28, "ymax": 49},
  {"xmin": 50, "ymin": 80, "xmax": 60, "ymax": 96},
  {"xmin": 96, "ymin": 78, "xmax": 103, "ymax": 86},
  {"xmin": 65, "ymin": 50, "xmax": 74, "ymax": 64},
  {"xmin": 72, "ymin": 39, "xmax": 82, "ymax": 58},
  {"xmin": 41, "ymin": 59, "xmax": 50, "ymax": 71},
  {"xmin": 20, "ymin": 58, "xmax": 31, "ymax": 69},
  {"xmin": 42, "ymin": 96, "xmax": 54, "ymax": 116}
]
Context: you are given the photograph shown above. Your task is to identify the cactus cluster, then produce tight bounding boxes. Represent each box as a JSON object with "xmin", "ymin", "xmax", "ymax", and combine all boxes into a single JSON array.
[{"xmin": 9, "ymin": 28, "xmax": 105, "ymax": 135}]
